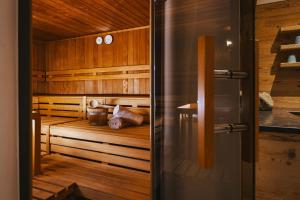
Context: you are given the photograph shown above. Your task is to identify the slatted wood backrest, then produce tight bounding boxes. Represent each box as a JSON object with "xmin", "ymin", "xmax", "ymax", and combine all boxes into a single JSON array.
[
  {"xmin": 32, "ymin": 96, "xmax": 39, "ymax": 111},
  {"xmin": 46, "ymin": 65, "xmax": 150, "ymax": 82},
  {"xmin": 87, "ymin": 96, "xmax": 151, "ymax": 123},
  {"xmin": 32, "ymin": 96, "xmax": 150, "ymax": 121},
  {"xmin": 36, "ymin": 96, "xmax": 86, "ymax": 119}
]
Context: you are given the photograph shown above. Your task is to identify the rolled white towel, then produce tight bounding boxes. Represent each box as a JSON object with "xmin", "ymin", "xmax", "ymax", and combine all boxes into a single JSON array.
[
  {"xmin": 113, "ymin": 105, "xmax": 144, "ymax": 126},
  {"xmin": 259, "ymin": 92, "xmax": 273, "ymax": 111},
  {"xmin": 108, "ymin": 117, "xmax": 128, "ymax": 129}
]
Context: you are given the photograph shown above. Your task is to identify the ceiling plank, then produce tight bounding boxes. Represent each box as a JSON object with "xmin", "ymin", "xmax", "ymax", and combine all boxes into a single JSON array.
[{"xmin": 32, "ymin": 0, "xmax": 150, "ymax": 41}]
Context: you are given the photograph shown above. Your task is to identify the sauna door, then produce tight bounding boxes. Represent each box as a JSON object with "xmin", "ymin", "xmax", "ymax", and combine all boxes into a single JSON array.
[{"xmin": 152, "ymin": 0, "xmax": 256, "ymax": 199}]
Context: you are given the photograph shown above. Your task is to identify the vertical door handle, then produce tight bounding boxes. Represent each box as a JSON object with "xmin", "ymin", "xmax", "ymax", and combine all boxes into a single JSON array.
[{"xmin": 198, "ymin": 36, "xmax": 215, "ymax": 169}]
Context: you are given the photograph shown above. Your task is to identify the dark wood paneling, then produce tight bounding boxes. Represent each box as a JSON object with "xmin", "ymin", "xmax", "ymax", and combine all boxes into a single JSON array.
[
  {"xmin": 32, "ymin": 0, "xmax": 150, "ymax": 41},
  {"xmin": 256, "ymin": 0, "xmax": 300, "ymax": 108},
  {"xmin": 44, "ymin": 27, "xmax": 150, "ymax": 95}
]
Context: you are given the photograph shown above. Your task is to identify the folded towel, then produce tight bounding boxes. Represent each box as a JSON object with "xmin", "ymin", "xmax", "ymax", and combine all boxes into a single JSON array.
[{"xmin": 108, "ymin": 117, "xmax": 128, "ymax": 129}]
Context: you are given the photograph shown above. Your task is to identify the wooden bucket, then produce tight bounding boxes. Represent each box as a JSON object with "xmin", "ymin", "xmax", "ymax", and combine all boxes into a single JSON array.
[{"xmin": 87, "ymin": 107, "xmax": 108, "ymax": 126}]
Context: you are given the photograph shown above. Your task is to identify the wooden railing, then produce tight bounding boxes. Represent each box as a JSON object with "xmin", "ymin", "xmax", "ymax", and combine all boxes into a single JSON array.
[
  {"xmin": 46, "ymin": 65, "xmax": 150, "ymax": 82},
  {"xmin": 32, "ymin": 111, "xmax": 41, "ymax": 176}
]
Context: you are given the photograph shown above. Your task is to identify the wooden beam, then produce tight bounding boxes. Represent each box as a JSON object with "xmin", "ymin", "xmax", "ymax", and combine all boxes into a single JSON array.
[{"xmin": 32, "ymin": 112, "xmax": 41, "ymax": 176}]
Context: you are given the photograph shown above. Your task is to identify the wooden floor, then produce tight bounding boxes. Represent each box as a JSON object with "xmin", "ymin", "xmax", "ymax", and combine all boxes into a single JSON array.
[
  {"xmin": 36, "ymin": 154, "xmax": 151, "ymax": 200},
  {"xmin": 256, "ymin": 131, "xmax": 300, "ymax": 200}
]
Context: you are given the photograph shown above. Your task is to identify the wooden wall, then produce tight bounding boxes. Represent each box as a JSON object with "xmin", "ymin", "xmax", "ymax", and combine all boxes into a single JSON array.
[
  {"xmin": 32, "ymin": 27, "xmax": 150, "ymax": 95},
  {"xmin": 256, "ymin": 0, "xmax": 300, "ymax": 108},
  {"xmin": 32, "ymin": 40, "xmax": 46, "ymax": 94},
  {"xmin": 256, "ymin": 132, "xmax": 300, "ymax": 200},
  {"xmin": 45, "ymin": 27, "xmax": 150, "ymax": 95}
]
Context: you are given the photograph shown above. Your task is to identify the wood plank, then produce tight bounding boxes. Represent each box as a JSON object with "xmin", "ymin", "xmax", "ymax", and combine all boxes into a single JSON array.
[
  {"xmin": 41, "ymin": 143, "xmax": 47, "ymax": 152},
  {"xmin": 32, "ymin": 188, "xmax": 54, "ymax": 200},
  {"xmin": 48, "ymin": 154, "xmax": 150, "ymax": 181},
  {"xmin": 39, "ymin": 27, "xmax": 150, "ymax": 95},
  {"xmin": 50, "ymin": 137, "xmax": 150, "ymax": 160},
  {"xmin": 39, "ymin": 104, "xmax": 82, "ymax": 111},
  {"xmin": 50, "ymin": 121, "xmax": 150, "ymax": 148},
  {"xmin": 46, "ymin": 65, "xmax": 150, "ymax": 75},
  {"xmin": 38, "ymin": 96, "xmax": 84, "ymax": 104},
  {"xmin": 77, "ymin": 186, "xmax": 127, "ymax": 200},
  {"xmin": 280, "ymin": 24, "xmax": 300, "ymax": 32},
  {"xmin": 257, "ymin": 0, "xmax": 286, "ymax": 5},
  {"xmin": 33, "ymin": 175, "xmax": 77, "ymax": 200},
  {"xmin": 32, "ymin": 179, "xmax": 65, "ymax": 194},
  {"xmin": 105, "ymin": 97, "xmax": 150, "ymax": 107},
  {"xmin": 42, "ymin": 157, "xmax": 149, "ymax": 194},
  {"xmin": 47, "ymin": 72, "xmax": 150, "ymax": 82},
  {"xmin": 32, "ymin": 0, "xmax": 150, "ymax": 41},
  {"xmin": 40, "ymin": 154, "xmax": 150, "ymax": 200},
  {"xmin": 50, "ymin": 145, "xmax": 150, "ymax": 171},
  {"xmin": 39, "ymin": 110, "xmax": 83, "ymax": 118},
  {"xmin": 34, "ymin": 175, "xmax": 76, "ymax": 188}
]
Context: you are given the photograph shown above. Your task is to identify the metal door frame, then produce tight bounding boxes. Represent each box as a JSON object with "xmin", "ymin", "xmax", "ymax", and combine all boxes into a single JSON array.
[{"xmin": 19, "ymin": 0, "xmax": 32, "ymax": 199}]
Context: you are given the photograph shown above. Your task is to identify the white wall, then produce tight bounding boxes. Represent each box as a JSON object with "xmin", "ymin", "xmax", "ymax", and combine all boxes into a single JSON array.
[{"xmin": 0, "ymin": 0, "xmax": 19, "ymax": 199}]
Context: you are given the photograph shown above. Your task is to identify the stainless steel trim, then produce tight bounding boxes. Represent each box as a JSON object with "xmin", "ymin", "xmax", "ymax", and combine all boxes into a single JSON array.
[
  {"xmin": 214, "ymin": 123, "xmax": 248, "ymax": 134},
  {"xmin": 214, "ymin": 69, "xmax": 248, "ymax": 79}
]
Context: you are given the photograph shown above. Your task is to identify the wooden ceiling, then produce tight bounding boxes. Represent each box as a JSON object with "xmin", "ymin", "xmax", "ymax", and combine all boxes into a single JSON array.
[{"xmin": 32, "ymin": 0, "xmax": 150, "ymax": 41}]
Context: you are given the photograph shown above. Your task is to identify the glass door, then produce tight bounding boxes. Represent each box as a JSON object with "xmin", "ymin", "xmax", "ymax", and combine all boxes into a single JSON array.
[{"xmin": 152, "ymin": 0, "xmax": 256, "ymax": 199}]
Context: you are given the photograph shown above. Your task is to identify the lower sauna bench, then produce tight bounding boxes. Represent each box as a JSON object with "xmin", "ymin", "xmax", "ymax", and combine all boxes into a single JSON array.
[
  {"xmin": 40, "ymin": 117, "xmax": 81, "ymax": 155},
  {"xmin": 40, "ymin": 120, "xmax": 151, "ymax": 200},
  {"xmin": 48, "ymin": 120, "xmax": 150, "ymax": 172},
  {"xmin": 39, "ymin": 154, "xmax": 151, "ymax": 200}
]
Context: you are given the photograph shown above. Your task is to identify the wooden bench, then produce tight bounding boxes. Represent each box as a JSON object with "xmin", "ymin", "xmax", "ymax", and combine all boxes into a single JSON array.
[
  {"xmin": 33, "ymin": 96, "xmax": 150, "ymax": 171},
  {"xmin": 49, "ymin": 120, "xmax": 150, "ymax": 171},
  {"xmin": 32, "ymin": 95, "xmax": 151, "ymax": 199},
  {"xmin": 40, "ymin": 117, "xmax": 81, "ymax": 155},
  {"xmin": 33, "ymin": 96, "xmax": 86, "ymax": 154},
  {"xmin": 49, "ymin": 96, "xmax": 150, "ymax": 172}
]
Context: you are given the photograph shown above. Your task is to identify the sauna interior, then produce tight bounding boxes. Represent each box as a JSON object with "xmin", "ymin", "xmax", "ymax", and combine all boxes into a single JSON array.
[
  {"xmin": 256, "ymin": 0, "xmax": 300, "ymax": 199},
  {"xmin": 31, "ymin": 1, "xmax": 151, "ymax": 199}
]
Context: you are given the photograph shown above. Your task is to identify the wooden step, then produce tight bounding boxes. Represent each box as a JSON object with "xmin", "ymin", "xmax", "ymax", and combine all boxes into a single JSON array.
[{"xmin": 32, "ymin": 176, "xmax": 76, "ymax": 200}]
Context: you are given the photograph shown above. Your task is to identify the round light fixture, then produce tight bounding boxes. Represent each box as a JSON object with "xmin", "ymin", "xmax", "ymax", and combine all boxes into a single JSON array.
[
  {"xmin": 96, "ymin": 36, "xmax": 103, "ymax": 45},
  {"xmin": 104, "ymin": 35, "xmax": 113, "ymax": 44}
]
